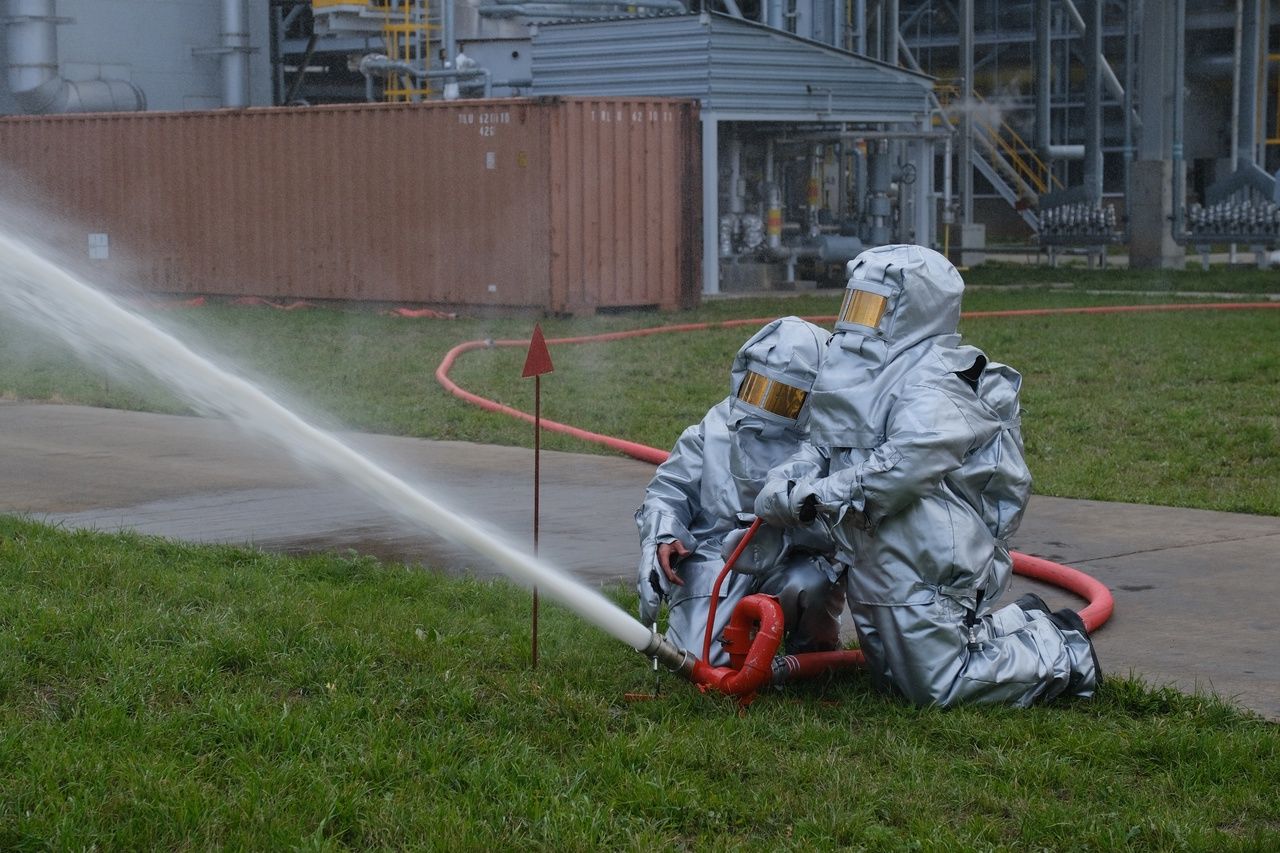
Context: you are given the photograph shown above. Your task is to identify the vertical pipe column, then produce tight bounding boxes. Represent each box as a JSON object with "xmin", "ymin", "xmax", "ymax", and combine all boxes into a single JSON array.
[
  {"xmin": 1172, "ymin": 0, "xmax": 1185, "ymax": 235},
  {"xmin": 1238, "ymin": 0, "xmax": 1262, "ymax": 167},
  {"xmin": 942, "ymin": 133, "xmax": 954, "ymax": 234},
  {"xmin": 4, "ymin": 0, "xmax": 62, "ymax": 105},
  {"xmin": 443, "ymin": 0, "xmax": 456, "ymax": 68},
  {"xmin": 221, "ymin": 0, "xmax": 251, "ymax": 108},
  {"xmin": 270, "ymin": 4, "xmax": 283, "ymax": 105},
  {"xmin": 1231, "ymin": 0, "xmax": 1243, "ymax": 170},
  {"xmin": 807, "ymin": 145, "xmax": 822, "ymax": 234},
  {"xmin": 1035, "ymin": 0, "xmax": 1051, "ymax": 162},
  {"xmin": 883, "ymin": 0, "xmax": 898, "ymax": 64},
  {"xmin": 867, "ymin": 0, "xmax": 881, "ymax": 60},
  {"xmin": 701, "ymin": 116, "xmax": 721, "ymax": 294},
  {"xmin": 868, "ymin": 140, "xmax": 892, "ymax": 244},
  {"xmin": 729, "ymin": 133, "xmax": 744, "ymax": 215},
  {"xmin": 959, "ymin": 0, "xmax": 974, "ymax": 225},
  {"xmin": 1262, "ymin": 1, "xmax": 1272, "ymax": 165},
  {"xmin": 914, "ymin": 117, "xmax": 934, "ymax": 247},
  {"xmin": 1083, "ymin": 0, "xmax": 1103, "ymax": 202},
  {"xmin": 1123, "ymin": 0, "xmax": 1137, "ymax": 231},
  {"xmin": 766, "ymin": 0, "xmax": 783, "ymax": 30},
  {"xmin": 766, "ymin": 139, "xmax": 783, "ymax": 251},
  {"xmin": 854, "ymin": 0, "xmax": 867, "ymax": 54}
]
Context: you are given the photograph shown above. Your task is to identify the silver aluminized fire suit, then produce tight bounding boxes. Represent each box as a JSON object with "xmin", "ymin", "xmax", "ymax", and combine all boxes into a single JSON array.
[
  {"xmin": 636, "ymin": 317, "xmax": 845, "ymax": 666},
  {"xmin": 755, "ymin": 245, "xmax": 1098, "ymax": 706}
]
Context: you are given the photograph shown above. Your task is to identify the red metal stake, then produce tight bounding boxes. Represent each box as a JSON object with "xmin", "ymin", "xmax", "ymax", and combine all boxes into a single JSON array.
[
  {"xmin": 532, "ymin": 372, "xmax": 540, "ymax": 669},
  {"xmin": 522, "ymin": 324, "xmax": 555, "ymax": 670}
]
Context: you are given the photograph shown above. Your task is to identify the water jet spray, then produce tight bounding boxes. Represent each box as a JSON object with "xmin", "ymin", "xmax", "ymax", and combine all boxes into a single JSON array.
[{"xmin": 0, "ymin": 230, "xmax": 655, "ymax": 655}]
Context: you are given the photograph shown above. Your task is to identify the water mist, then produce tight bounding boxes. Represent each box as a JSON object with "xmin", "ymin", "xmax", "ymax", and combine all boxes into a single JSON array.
[{"xmin": 0, "ymin": 230, "xmax": 653, "ymax": 653}]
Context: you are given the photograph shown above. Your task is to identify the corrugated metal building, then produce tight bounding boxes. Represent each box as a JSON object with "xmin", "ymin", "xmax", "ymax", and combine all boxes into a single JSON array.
[
  {"xmin": 0, "ymin": 97, "xmax": 700, "ymax": 313},
  {"xmin": 531, "ymin": 12, "xmax": 932, "ymax": 123},
  {"xmin": 531, "ymin": 13, "xmax": 935, "ymax": 291}
]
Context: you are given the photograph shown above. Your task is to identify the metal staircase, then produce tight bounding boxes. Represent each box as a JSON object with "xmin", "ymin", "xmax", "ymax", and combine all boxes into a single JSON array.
[
  {"xmin": 966, "ymin": 90, "xmax": 1060, "ymax": 231},
  {"xmin": 895, "ymin": 32, "xmax": 1049, "ymax": 234}
]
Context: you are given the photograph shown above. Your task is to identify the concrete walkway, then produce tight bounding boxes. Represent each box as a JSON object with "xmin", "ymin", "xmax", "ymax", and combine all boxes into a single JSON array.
[{"xmin": 3, "ymin": 402, "xmax": 1278, "ymax": 720}]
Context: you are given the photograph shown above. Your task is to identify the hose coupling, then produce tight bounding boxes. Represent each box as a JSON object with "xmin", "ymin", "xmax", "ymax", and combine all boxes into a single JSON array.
[{"xmin": 641, "ymin": 631, "xmax": 698, "ymax": 679}]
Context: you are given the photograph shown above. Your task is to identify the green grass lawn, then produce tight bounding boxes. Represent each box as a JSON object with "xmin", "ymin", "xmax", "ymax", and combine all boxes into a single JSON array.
[{"xmin": 2, "ymin": 517, "xmax": 1277, "ymax": 849}]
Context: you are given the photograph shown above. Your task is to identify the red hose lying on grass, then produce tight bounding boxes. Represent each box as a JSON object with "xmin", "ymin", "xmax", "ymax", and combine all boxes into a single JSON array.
[{"xmin": 435, "ymin": 302, "xmax": 1280, "ymax": 651}]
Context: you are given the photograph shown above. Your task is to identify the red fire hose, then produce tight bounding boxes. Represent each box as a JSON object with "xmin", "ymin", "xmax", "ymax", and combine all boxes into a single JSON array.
[{"xmin": 702, "ymin": 517, "xmax": 763, "ymax": 662}]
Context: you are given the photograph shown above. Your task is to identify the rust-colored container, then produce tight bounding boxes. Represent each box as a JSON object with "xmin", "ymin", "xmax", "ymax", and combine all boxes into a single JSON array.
[{"xmin": 0, "ymin": 98, "xmax": 701, "ymax": 313}]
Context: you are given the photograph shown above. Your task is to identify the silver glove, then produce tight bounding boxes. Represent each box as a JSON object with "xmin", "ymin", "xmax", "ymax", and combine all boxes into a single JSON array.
[
  {"xmin": 636, "ymin": 541, "xmax": 671, "ymax": 624},
  {"xmin": 753, "ymin": 479, "xmax": 819, "ymax": 527},
  {"xmin": 720, "ymin": 520, "xmax": 787, "ymax": 577}
]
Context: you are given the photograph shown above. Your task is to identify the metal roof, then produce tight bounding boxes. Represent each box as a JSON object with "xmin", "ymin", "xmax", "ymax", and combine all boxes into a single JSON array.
[{"xmin": 530, "ymin": 13, "xmax": 933, "ymax": 124}]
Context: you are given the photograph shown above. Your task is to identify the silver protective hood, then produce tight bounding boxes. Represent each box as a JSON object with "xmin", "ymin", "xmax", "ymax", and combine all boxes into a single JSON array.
[
  {"xmin": 808, "ymin": 244, "xmax": 976, "ymax": 448},
  {"xmin": 728, "ymin": 315, "xmax": 828, "ymax": 432}
]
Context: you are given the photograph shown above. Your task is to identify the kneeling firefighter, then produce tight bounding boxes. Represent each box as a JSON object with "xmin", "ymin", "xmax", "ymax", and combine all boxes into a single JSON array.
[
  {"xmin": 635, "ymin": 317, "xmax": 845, "ymax": 666},
  {"xmin": 755, "ymin": 245, "xmax": 1099, "ymax": 707}
]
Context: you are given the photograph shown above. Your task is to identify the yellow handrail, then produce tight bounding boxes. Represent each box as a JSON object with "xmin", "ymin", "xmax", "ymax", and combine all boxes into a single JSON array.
[
  {"xmin": 969, "ymin": 90, "xmax": 1063, "ymax": 194},
  {"xmin": 380, "ymin": 0, "xmax": 435, "ymax": 102}
]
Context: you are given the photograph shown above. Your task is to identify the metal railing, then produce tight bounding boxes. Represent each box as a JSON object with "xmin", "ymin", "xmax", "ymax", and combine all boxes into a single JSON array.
[
  {"xmin": 380, "ymin": 0, "xmax": 434, "ymax": 101},
  {"xmin": 938, "ymin": 86, "xmax": 1062, "ymax": 198}
]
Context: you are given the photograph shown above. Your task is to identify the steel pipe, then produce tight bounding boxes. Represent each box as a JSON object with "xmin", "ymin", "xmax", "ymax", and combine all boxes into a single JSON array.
[
  {"xmin": 3, "ymin": 0, "xmax": 145, "ymax": 113},
  {"xmin": 358, "ymin": 54, "xmax": 492, "ymax": 99},
  {"xmin": 220, "ymin": 0, "xmax": 251, "ymax": 108}
]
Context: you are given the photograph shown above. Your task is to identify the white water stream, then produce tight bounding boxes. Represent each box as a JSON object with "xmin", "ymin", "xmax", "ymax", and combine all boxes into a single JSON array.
[{"xmin": 0, "ymin": 231, "xmax": 653, "ymax": 652}]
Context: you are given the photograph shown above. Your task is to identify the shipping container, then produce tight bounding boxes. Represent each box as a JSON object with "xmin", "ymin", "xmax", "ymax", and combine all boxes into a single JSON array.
[{"xmin": 0, "ymin": 98, "xmax": 701, "ymax": 313}]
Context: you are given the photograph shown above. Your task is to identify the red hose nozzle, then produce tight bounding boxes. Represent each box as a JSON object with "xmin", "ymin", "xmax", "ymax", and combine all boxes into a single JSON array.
[{"xmin": 643, "ymin": 594, "xmax": 787, "ymax": 705}]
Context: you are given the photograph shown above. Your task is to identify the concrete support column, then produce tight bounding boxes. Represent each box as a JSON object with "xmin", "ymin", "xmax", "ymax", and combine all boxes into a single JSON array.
[{"xmin": 1130, "ymin": 0, "xmax": 1184, "ymax": 269}]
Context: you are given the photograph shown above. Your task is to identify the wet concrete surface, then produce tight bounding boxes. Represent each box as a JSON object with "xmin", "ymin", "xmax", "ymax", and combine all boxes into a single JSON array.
[
  {"xmin": 3, "ymin": 402, "xmax": 1278, "ymax": 720},
  {"xmin": 1, "ymin": 402, "xmax": 649, "ymax": 583}
]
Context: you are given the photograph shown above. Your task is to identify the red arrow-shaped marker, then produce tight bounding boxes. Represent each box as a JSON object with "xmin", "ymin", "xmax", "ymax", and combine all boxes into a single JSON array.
[{"xmin": 522, "ymin": 323, "xmax": 554, "ymax": 378}]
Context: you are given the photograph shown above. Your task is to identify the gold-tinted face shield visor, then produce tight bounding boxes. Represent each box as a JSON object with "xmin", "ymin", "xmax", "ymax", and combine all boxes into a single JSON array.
[
  {"xmin": 737, "ymin": 371, "xmax": 808, "ymax": 420},
  {"xmin": 838, "ymin": 287, "xmax": 889, "ymax": 330}
]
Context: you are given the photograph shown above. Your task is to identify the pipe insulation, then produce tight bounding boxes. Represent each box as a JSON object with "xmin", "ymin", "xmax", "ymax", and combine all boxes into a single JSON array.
[{"xmin": 3, "ymin": 0, "xmax": 145, "ymax": 114}]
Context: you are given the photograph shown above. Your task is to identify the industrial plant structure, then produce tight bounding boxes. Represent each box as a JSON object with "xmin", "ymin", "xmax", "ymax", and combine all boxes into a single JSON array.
[{"xmin": 1, "ymin": 1, "xmax": 1277, "ymax": 309}]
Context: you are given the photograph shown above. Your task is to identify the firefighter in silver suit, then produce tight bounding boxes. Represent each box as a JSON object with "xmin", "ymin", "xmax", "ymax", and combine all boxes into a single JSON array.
[
  {"xmin": 755, "ymin": 245, "xmax": 1099, "ymax": 707},
  {"xmin": 636, "ymin": 317, "xmax": 845, "ymax": 666}
]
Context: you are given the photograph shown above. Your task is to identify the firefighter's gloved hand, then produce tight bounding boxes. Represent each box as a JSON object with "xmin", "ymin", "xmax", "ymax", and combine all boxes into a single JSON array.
[
  {"xmin": 636, "ymin": 539, "xmax": 689, "ymax": 624},
  {"xmin": 754, "ymin": 479, "xmax": 820, "ymax": 527},
  {"xmin": 636, "ymin": 543, "xmax": 667, "ymax": 624},
  {"xmin": 720, "ymin": 518, "xmax": 787, "ymax": 577}
]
